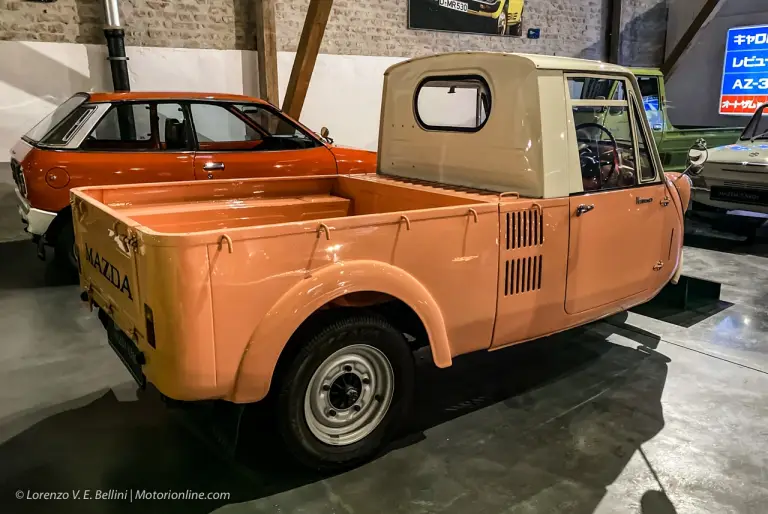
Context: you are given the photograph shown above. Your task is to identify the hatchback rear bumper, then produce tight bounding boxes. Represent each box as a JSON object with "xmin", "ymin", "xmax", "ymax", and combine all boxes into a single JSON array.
[{"xmin": 16, "ymin": 187, "xmax": 56, "ymax": 236}]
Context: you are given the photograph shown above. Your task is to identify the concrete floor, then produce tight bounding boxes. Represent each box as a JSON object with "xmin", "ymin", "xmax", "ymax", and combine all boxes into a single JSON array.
[{"xmin": 0, "ymin": 163, "xmax": 766, "ymax": 514}]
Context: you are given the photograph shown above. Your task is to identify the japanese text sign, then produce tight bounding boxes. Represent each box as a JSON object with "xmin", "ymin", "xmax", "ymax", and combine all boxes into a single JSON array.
[{"xmin": 721, "ymin": 25, "xmax": 768, "ymax": 115}]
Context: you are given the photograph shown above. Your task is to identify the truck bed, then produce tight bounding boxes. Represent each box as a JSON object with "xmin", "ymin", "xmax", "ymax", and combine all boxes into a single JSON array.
[
  {"xmin": 71, "ymin": 174, "xmax": 504, "ymax": 401},
  {"xmin": 79, "ymin": 175, "xmax": 494, "ymax": 234}
]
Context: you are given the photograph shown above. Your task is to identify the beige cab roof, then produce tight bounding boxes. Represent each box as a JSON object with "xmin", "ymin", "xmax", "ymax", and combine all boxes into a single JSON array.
[
  {"xmin": 384, "ymin": 51, "xmax": 632, "ymax": 76},
  {"xmin": 378, "ymin": 52, "xmax": 636, "ymax": 198}
]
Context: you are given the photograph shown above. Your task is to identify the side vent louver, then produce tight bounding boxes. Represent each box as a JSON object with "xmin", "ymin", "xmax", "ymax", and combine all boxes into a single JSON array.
[
  {"xmin": 506, "ymin": 210, "xmax": 544, "ymax": 250},
  {"xmin": 504, "ymin": 256, "xmax": 543, "ymax": 296},
  {"xmin": 503, "ymin": 208, "xmax": 545, "ymax": 297}
]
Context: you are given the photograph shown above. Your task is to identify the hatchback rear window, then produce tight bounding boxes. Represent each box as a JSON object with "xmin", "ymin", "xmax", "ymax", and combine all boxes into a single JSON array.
[
  {"xmin": 24, "ymin": 94, "xmax": 89, "ymax": 143},
  {"xmin": 39, "ymin": 105, "xmax": 96, "ymax": 146}
]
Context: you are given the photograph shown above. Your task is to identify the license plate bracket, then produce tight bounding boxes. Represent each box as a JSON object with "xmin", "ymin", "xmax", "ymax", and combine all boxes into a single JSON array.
[{"xmin": 106, "ymin": 317, "xmax": 146, "ymax": 388}]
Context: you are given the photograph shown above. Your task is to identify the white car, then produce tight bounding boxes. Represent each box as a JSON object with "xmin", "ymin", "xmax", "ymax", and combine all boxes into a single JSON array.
[{"xmin": 691, "ymin": 104, "xmax": 768, "ymax": 241}]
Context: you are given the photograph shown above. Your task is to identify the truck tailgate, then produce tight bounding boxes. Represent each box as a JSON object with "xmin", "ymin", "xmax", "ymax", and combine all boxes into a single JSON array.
[{"xmin": 72, "ymin": 193, "xmax": 144, "ymax": 344}]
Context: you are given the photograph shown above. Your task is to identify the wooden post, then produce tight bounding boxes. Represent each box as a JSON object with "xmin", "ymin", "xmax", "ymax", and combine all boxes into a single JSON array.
[
  {"xmin": 662, "ymin": 0, "xmax": 724, "ymax": 77},
  {"xmin": 282, "ymin": 0, "xmax": 334, "ymax": 120},
  {"xmin": 255, "ymin": 0, "xmax": 279, "ymax": 106},
  {"xmin": 607, "ymin": 0, "xmax": 622, "ymax": 64}
]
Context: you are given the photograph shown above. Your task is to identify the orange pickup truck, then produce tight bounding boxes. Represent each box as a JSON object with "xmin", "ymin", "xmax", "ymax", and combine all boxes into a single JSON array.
[
  {"xmin": 10, "ymin": 92, "xmax": 375, "ymax": 270},
  {"xmin": 72, "ymin": 52, "xmax": 704, "ymax": 470}
]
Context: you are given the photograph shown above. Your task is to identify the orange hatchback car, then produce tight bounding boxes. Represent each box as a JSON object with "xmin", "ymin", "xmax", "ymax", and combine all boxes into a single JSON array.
[{"xmin": 10, "ymin": 92, "xmax": 376, "ymax": 269}]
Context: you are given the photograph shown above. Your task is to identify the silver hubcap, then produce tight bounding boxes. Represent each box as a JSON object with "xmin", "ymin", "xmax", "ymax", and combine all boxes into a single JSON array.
[
  {"xmin": 304, "ymin": 344, "xmax": 394, "ymax": 446},
  {"xmin": 498, "ymin": 12, "xmax": 507, "ymax": 34}
]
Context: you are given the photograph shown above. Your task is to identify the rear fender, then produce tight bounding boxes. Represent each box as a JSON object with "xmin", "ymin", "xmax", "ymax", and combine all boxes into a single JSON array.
[{"xmin": 229, "ymin": 260, "xmax": 450, "ymax": 403}]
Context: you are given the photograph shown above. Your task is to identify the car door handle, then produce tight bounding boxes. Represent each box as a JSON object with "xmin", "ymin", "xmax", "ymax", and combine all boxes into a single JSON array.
[
  {"xmin": 636, "ymin": 197, "xmax": 653, "ymax": 204},
  {"xmin": 576, "ymin": 204, "xmax": 594, "ymax": 217},
  {"xmin": 203, "ymin": 162, "xmax": 225, "ymax": 171}
]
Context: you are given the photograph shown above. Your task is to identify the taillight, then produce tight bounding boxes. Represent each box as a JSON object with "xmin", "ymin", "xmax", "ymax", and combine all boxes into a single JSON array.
[{"xmin": 45, "ymin": 167, "xmax": 70, "ymax": 189}]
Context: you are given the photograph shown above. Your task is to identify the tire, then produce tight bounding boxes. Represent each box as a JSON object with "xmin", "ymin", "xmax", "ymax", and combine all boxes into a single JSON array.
[
  {"xmin": 54, "ymin": 218, "xmax": 78, "ymax": 274},
  {"xmin": 275, "ymin": 313, "xmax": 414, "ymax": 471},
  {"xmin": 507, "ymin": 21, "xmax": 523, "ymax": 37}
]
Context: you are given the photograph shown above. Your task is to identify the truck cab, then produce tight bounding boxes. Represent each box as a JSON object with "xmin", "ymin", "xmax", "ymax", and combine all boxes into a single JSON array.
[{"xmin": 73, "ymin": 52, "xmax": 699, "ymax": 471}]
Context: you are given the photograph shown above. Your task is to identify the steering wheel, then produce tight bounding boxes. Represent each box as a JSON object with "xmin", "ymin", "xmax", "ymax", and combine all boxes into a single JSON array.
[{"xmin": 575, "ymin": 122, "xmax": 620, "ymax": 188}]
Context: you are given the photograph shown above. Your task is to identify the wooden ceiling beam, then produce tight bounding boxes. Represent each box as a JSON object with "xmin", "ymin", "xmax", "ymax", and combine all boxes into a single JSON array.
[
  {"xmin": 662, "ymin": 0, "xmax": 724, "ymax": 77},
  {"xmin": 255, "ymin": 0, "xmax": 279, "ymax": 106},
  {"xmin": 282, "ymin": 0, "xmax": 334, "ymax": 120}
]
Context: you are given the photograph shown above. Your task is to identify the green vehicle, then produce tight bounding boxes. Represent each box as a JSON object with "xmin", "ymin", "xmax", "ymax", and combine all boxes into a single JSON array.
[{"xmin": 572, "ymin": 68, "xmax": 744, "ymax": 172}]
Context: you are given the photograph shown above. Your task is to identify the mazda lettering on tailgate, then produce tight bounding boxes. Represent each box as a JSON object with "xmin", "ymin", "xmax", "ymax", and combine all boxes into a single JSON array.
[{"xmin": 85, "ymin": 244, "xmax": 134, "ymax": 300}]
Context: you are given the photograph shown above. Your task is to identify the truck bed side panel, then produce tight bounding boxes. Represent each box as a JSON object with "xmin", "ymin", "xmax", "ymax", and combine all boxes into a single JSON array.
[{"xmin": 210, "ymin": 206, "xmax": 500, "ymax": 403}]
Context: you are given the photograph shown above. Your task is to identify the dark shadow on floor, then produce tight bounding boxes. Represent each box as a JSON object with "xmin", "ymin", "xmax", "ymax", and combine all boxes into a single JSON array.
[
  {"xmin": 0, "ymin": 240, "xmax": 78, "ymax": 290},
  {"xmin": 632, "ymin": 298, "xmax": 734, "ymax": 328},
  {"xmin": 684, "ymin": 213, "xmax": 768, "ymax": 258},
  {"xmin": 641, "ymin": 490, "xmax": 677, "ymax": 514},
  {"xmin": 629, "ymin": 276, "xmax": 733, "ymax": 328},
  {"xmin": 0, "ymin": 325, "xmax": 671, "ymax": 514}
]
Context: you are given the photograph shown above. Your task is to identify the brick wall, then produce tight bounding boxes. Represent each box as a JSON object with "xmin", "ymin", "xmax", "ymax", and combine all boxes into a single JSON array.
[
  {"xmin": 0, "ymin": 0, "xmax": 668, "ymax": 65},
  {"xmin": 0, "ymin": 0, "xmax": 254, "ymax": 50},
  {"xmin": 276, "ymin": 0, "xmax": 612, "ymax": 59}
]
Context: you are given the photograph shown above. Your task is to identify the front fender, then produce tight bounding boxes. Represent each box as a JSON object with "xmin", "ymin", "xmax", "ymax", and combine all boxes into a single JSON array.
[
  {"xmin": 665, "ymin": 172, "xmax": 692, "ymax": 213},
  {"xmin": 229, "ymin": 260, "xmax": 451, "ymax": 403}
]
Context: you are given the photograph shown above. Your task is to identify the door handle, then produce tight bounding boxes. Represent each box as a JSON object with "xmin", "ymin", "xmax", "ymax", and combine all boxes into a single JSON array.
[
  {"xmin": 636, "ymin": 197, "xmax": 653, "ymax": 204},
  {"xmin": 576, "ymin": 204, "xmax": 594, "ymax": 217},
  {"xmin": 203, "ymin": 162, "xmax": 225, "ymax": 171}
]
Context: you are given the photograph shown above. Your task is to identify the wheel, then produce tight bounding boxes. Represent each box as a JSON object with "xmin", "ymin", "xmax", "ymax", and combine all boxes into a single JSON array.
[
  {"xmin": 275, "ymin": 314, "xmax": 414, "ymax": 471},
  {"xmin": 54, "ymin": 218, "xmax": 78, "ymax": 274}
]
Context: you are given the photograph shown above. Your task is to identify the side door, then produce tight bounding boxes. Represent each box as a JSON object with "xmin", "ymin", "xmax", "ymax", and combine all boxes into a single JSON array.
[
  {"xmin": 187, "ymin": 101, "xmax": 337, "ymax": 180},
  {"xmin": 76, "ymin": 102, "xmax": 195, "ymax": 186},
  {"xmin": 565, "ymin": 75, "xmax": 667, "ymax": 315}
]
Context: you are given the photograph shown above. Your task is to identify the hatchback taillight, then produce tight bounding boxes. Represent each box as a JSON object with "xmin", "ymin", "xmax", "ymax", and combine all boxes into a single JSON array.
[{"xmin": 10, "ymin": 159, "xmax": 27, "ymax": 197}]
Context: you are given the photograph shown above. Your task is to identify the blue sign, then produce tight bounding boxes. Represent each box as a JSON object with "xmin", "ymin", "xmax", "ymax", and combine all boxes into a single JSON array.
[
  {"xmin": 720, "ymin": 25, "xmax": 768, "ymax": 115},
  {"xmin": 527, "ymin": 28, "xmax": 540, "ymax": 40}
]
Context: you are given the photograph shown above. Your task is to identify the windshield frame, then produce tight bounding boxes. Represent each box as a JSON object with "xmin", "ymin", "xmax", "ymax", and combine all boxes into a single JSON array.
[
  {"xmin": 227, "ymin": 101, "xmax": 324, "ymax": 145},
  {"xmin": 739, "ymin": 103, "xmax": 768, "ymax": 141}
]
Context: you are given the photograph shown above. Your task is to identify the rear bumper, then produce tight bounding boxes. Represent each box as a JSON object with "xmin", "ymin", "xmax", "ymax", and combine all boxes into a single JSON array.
[{"xmin": 16, "ymin": 188, "xmax": 56, "ymax": 236}]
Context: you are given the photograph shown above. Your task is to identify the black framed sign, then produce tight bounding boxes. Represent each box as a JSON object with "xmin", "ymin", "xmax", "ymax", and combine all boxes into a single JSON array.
[{"xmin": 408, "ymin": 0, "xmax": 526, "ymax": 37}]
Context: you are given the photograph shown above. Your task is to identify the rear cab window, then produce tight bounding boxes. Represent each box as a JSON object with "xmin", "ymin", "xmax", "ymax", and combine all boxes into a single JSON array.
[
  {"xmin": 636, "ymin": 76, "xmax": 663, "ymax": 130},
  {"xmin": 415, "ymin": 76, "xmax": 491, "ymax": 131}
]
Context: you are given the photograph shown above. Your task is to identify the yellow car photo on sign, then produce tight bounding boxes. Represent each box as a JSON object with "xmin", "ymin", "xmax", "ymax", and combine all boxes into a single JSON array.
[{"xmin": 410, "ymin": 0, "xmax": 525, "ymax": 36}]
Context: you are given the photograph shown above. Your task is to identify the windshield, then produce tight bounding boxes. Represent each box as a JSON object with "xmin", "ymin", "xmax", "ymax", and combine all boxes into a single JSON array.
[
  {"xmin": 24, "ymin": 94, "xmax": 88, "ymax": 143},
  {"xmin": 740, "ymin": 104, "xmax": 768, "ymax": 141}
]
